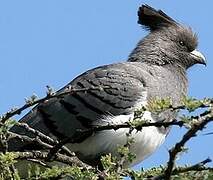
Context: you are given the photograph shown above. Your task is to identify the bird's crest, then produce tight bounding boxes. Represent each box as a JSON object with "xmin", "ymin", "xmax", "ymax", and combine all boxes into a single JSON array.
[{"xmin": 138, "ymin": 4, "xmax": 177, "ymax": 31}]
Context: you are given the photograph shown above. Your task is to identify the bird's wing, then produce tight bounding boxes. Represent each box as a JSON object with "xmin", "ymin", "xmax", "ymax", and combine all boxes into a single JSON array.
[{"xmin": 9, "ymin": 62, "xmax": 148, "ymax": 149}]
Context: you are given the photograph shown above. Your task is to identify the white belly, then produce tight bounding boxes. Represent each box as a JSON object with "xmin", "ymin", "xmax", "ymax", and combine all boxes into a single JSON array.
[{"xmin": 67, "ymin": 112, "xmax": 166, "ymax": 166}]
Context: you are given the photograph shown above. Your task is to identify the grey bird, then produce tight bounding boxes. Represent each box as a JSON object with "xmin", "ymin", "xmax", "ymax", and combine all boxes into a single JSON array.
[{"xmin": 9, "ymin": 4, "xmax": 206, "ymax": 168}]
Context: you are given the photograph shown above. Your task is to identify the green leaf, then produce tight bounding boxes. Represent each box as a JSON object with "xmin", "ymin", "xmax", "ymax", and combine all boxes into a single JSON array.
[
  {"xmin": 182, "ymin": 97, "xmax": 203, "ymax": 112},
  {"xmin": 146, "ymin": 97, "xmax": 172, "ymax": 114}
]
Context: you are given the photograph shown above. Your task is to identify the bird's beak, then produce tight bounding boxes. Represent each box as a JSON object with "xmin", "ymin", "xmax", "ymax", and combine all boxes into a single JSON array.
[{"xmin": 190, "ymin": 49, "xmax": 206, "ymax": 66}]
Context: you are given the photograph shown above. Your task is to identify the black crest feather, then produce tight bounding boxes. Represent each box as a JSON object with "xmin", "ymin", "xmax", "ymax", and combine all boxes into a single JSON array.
[{"xmin": 138, "ymin": 4, "xmax": 177, "ymax": 31}]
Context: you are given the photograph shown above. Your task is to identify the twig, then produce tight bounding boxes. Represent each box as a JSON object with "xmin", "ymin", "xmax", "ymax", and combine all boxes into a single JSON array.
[
  {"xmin": 172, "ymin": 158, "xmax": 212, "ymax": 175},
  {"xmin": 46, "ymin": 137, "xmax": 71, "ymax": 161},
  {"xmin": 116, "ymin": 129, "xmax": 134, "ymax": 174},
  {"xmin": 13, "ymin": 151, "xmax": 92, "ymax": 169},
  {"xmin": 15, "ymin": 122, "xmax": 74, "ymax": 156},
  {"xmin": 8, "ymin": 132, "xmax": 54, "ymax": 149},
  {"xmin": 150, "ymin": 158, "xmax": 213, "ymax": 179},
  {"xmin": 0, "ymin": 86, "xmax": 110, "ymax": 124},
  {"xmin": 27, "ymin": 158, "xmax": 49, "ymax": 168},
  {"xmin": 164, "ymin": 109, "xmax": 213, "ymax": 180}
]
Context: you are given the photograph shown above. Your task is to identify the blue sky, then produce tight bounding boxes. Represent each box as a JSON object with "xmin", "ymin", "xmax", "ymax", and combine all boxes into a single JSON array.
[{"xmin": 0, "ymin": 1, "xmax": 212, "ymax": 170}]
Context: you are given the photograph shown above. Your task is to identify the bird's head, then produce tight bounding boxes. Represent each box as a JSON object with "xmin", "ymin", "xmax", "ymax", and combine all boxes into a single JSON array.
[{"xmin": 128, "ymin": 5, "xmax": 206, "ymax": 69}]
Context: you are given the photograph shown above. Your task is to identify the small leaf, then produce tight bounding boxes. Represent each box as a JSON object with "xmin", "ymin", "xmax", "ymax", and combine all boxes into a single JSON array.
[
  {"xmin": 182, "ymin": 97, "xmax": 203, "ymax": 112},
  {"xmin": 146, "ymin": 97, "xmax": 172, "ymax": 114}
]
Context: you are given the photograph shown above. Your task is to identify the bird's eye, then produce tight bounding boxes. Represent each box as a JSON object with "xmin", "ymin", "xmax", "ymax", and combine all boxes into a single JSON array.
[{"xmin": 179, "ymin": 41, "xmax": 185, "ymax": 46}]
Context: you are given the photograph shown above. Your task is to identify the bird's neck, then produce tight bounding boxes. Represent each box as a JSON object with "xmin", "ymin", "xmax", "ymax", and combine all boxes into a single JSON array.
[
  {"xmin": 165, "ymin": 63, "xmax": 187, "ymax": 78},
  {"xmin": 165, "ymin": 63, "xmax": 188, "ymax": 95},
  {"xmin": 128, "ymin": 47, "xmax": 174, "ymax": 66}
]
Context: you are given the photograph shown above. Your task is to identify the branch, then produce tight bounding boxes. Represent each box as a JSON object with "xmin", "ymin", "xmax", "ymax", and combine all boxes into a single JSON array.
[
  {"xmin": 172, "ymin": 158, "xmax": 213, "ymax": 175},
  {"xmin": 82, "ymin": 120, "xmax": 184, "ymax": 132},
  {"xmin": 8, "ymin": 132, "xmax": 54, "ymax": 150},
  {"xmin": 46, "ymin": 120, "xmax": 184, "ymax": 161},
  {"xmin": 149, "ymin": 158, "xmax": 213, "ymax": 179},
  {"xmin": 14, "ymin": 122, "xmax": 74, "ymax": 156},
  {"xmin": 13, "ymin": 151, "xmax": 92, "ymax": 170},
  {"xmin": 164, "ymin": 109, "xmax": 213, "ymax": 179}
]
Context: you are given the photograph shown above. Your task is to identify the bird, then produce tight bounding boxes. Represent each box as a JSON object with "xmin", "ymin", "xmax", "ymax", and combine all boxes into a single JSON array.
[{"xmin": 9, "ymin": 4, "xmax": 206, "ymax": 169}]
